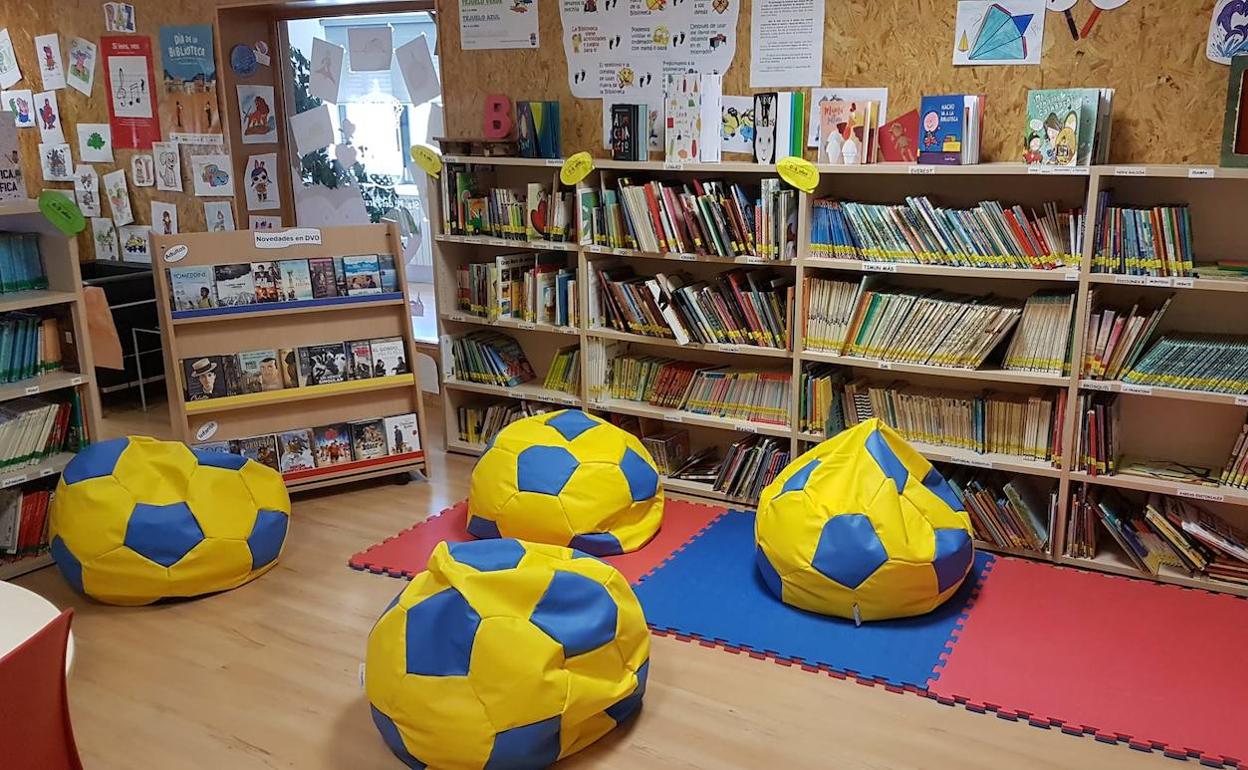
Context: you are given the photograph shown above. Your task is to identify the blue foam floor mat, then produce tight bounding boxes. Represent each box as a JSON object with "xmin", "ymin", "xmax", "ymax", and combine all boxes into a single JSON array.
[{"xmin": 634, "ymin": 509, "xmax": 995, "ymax": 689}]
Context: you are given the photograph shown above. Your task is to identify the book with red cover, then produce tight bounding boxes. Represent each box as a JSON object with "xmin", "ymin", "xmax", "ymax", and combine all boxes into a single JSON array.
[{"xmin": 878, "ymin": 109, "xmax": 920, "ymax": 163}]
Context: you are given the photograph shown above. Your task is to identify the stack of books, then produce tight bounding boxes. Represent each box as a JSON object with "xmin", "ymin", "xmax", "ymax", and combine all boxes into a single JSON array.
[
  {"xmin": 1073, "ymin": 391, "xmax": 1120, "ymax": 475},
  {"xmin": 713, "ymin": 435, "xmax": 790, "ymax": 501},
  {"xmin": 0, "ymin": 484, "xmax": 53, "ymax": 562},
  {"xmin": 180, "ymin": 336, "xmax": 408, "ymax": 401},
  {"xmin": 809, "ymin": 198, "xmax": 1082, "ymax": 269},
  {"xmin": 578, "ymin": 177, "xmax": 797, "ymax": 260},
  {"xmin": 450, "ymin": 331, "xmax": 536, "ymax": 387},
  {"xmin": 441, "ymin": 166, "xmax": 575, "ymax": 242},
  {"xmin": 797, "ymin": 363, "xmax": 846, "ymax": 437},
  {"xmin": 0, "ymin": 395, "xmax": 84, "ymax": 470},
  {"xmin": 0, "ymin": 313, "xmax": 62, "ymax": 383},
  {"xmin": 945, "ymin": 468, "xmax": 1053, "ymax": 552},
  {"xmin": 543, "ymin": 346, "xmax": 579, "ymax": 395},
  {"xmin": 1002, "ymin": 292, "xmax": 1076, "ymax": 375},
  {"xmin": 457, "ymin": 401, "xmax": 555, "ymax": 446},
  {"xmin": 641, "ymin": 429, "xmax": 691, "ymax": 476},
  {"xmin": 1221, "ymin": 417, "xmax": 1248, "ymax": 489},
  {"xmin": 194, "ymin": 412, "xmax": 421, "ymax": 474},
  {"xmin": 590, "ymin": 264, "xmax": 791, "ymax": 349},
  {"xmin": 835, "ymin": 380, "xmax": 1063, "ymax": 464},
  {"xmin": 1080, "ymin": 291, "xmax": 1172, "ymax": 380},
  {"xmin": 918, "ymin": 94, "xmax": 983, "ymax": 165},
  {"xmin": 1122, "ymin": 334, "xmax": 1248, "ymax": 394},
  {"xmin": 1092, "ymin": 195, "xmax": 1193, "ymax": 276},
  {"xmin": 455, "ymin": 252, "xmax": 576, "ymax": 327},
  {"xmin": 604, "ymin": 354, "xmax": 790, "ymax": 426},
  {"xmin": 0, "ymin": 233, "xmax": 48, "ymax": 294},
  {"xmin": 167, "ymin": 255, "xmax": 398, "ymax": 311},
  {"xmin": 668, "ymin": 447, "xmax": 722, "ymax": 485}
]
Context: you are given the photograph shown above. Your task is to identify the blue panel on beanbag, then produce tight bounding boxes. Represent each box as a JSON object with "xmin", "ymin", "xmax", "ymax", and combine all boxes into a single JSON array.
[
  {"xmin": 530, "ymin": 570, "xmax": 618, "ymax": 657},
  {"xmin": 780, "ymin": 459, "xmax": 820, "ymax": 495},
  {"xmin": 486, "ymin": 715, "xmax": 561, "ymax": 770},
  {"xmin": 62, "ymin": 436, "xmax": 130, "ymax": 484},
  {"xmin": 466, "ymin": 515, "xmax": 501, "ymax": 540},
  {"xmin": 865, "ymin": 429, "xmax": 908, "ymax": 493},
  {"xmin": 193, "ymin": 449, "xmax": 248, "ymax": 470},
  {"xmin": 370, "ymin": 705, "xmax": 427, "ymax": 769},
  {"xmin": 635, "ymin": 510, "xmax": 992, "ymax": 688},
  {"xmin": 933, "ymin": 528, "xmax": 974, "ymax": 594},
  {"xmin": 811, "ymin": 514, "xmax": 889, "ymax": 589},
  {"xmin": 569, "ymin": 531, "xmax": 624, "ymax": 557}
]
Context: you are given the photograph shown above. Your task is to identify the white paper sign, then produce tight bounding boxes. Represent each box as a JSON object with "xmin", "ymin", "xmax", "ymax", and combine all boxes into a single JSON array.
[
  {"xmin": 66, "ymin": 37, "xmax": 97, "ymax": 97},
  {"xmin": 347, "ymin": 26, "xmax": 393, "ymax": 71},
  {"xmin": 254, "ymin": 228, "xmax": 323, "ymax": 249},
  {"xmin": 73, "ymin": 164, "xmax": 100, "ymax": 216},
  {"xmin": 309, "ymin": 38, "xmax": 344, "ymax": 103},
  {"xmin": 395, "ymin": 35, "xmax": 440, "ymax": 105},
  {"xmin": 243, "ymin": 152, "xmax": 280, "ymax": 211},
  {"xmin": 749, "ymin": 0, "xmax": 824, "ymax": 87},
  {"xmin": 34, "ymin": 34, "xmax": 66, "ymax": 91},
  {"xmin": 102, "ymin": 168, "xmax": 133, "ymax": 226},
  {"xmin": 77, "ymin": 122, "xmax": 113, "ymax": 162},
  {"xmin": 953, "ymin": 0, "xmax": 1046, "ymax": 66},
  {"xmin": 0, "ymin": 30, "xmax": 22, "ymax": 90},
  {"xmin": 151, "ymin": 200, "xmax": 178, "ymax": 235},
  {"xmin": 290, "ymin": 105, "xmax": 335, "ymax": 157},
  {"xmin": 462, "ymin": 0, "xmax": 539, "ymax": 51}
]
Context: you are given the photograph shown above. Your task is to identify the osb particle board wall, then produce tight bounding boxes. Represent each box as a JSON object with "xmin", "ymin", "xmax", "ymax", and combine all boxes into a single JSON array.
[
  {"xmin": 435, "ymin": 0, "xmax": 1228, "ymax": 164},
  {"xmin": 4, "ymin": 0, "xmax": 250, "ymax": 260}
]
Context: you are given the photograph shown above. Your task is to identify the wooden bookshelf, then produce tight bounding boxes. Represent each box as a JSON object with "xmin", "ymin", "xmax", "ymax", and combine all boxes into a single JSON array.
[
  {"xmin": 430, "ymin": 158, "xmax": 1248, "ymax": 597},
  {"xmin": 151, "ymin": 224, "xmax": 428, "ymax": 492},
  {"xmin": 0, "ymin": 199, "xmax": 101, "ymax": 581}
]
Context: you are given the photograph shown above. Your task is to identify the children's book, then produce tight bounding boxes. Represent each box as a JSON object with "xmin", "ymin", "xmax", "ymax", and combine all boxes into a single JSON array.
[
  {"xmin": 526, "ymin": 183, "xmax": 550, "ymax": 241},
  {"xmin": 313, "ymin": 423, "xmax": 354, "ymax": 466},
  {"xmin": 347, "ymin": 339, "xmax": 373, "ymax": 379},
  {"xmin": 775, "ymin": 92, "xmax": 805, "ymax": 161},
  {"xmin": 516, "ymin": 101, "xmax": 538, "ymax": 158},
  {"xmin": 610, "ymin": 104, "xmax": 644, "ymax": 161},
  {"xmin": 276, "ymin": 259, "xmax": 314, "ymax": 302},
  {"xmin": 664, "ymin": 74, "xmax": 701, "ymax": 162},
  {"xmin": 277, "ymin": 429, "xmax": 315, "ymax": 472},
  {"xmin": 299, "ymin": 342, "xmax": 348, "ymax": 386},
  {"xmin": 213, "ymin": 263, "xmax": 256, "ymax": 306},
  {"xmin": 308, "ymin": 257, "xmax": 338, "ymax": 298},
  {"xmin": 350, "ymin": 418, "xmax": 387, "ymax": 460},
  {"xmin": 251, "ymin": 261, "xmax": 282, "ymax": 302},
  {"xmin": 370, "ymin": 337, "xmax": 408, "ymax": 376},
  {"xmin": 342, "ymin": 254, "xmax": 381, "ymax": 296},
  {"xmin": 168, "ymin": 265, "xmax": 217, "ymax": 311},
  {"xmin": 535, "ymin": 101, "xmax": 561, "ymax": 159},
  {"xmin": 235, "ymin": 434, "xmax": 280, "ymax": 470},
  {"xmin": 1023, "ymin": 90, "xmax": 1081, "ymax": 167},
  {"xmin": 918, "ymin": 94, "xmax": 982, "ymax": 165},
  {"xmin": 753, "ymin": 92, "xmax": 779, "ymax": 164},
  {"xmin": 878, "ymin": 109, "xmax": 920, "ymax": 162},
  {"xmin": 239, "ymin": 348, "xmax": 283, "ymax": 392},
  {"xmin": 383, "ymin": 412, "xmax": 421, "ymax": 455},
  {"xmin": 378, "ymin": 254, "xmax": 398, "ymax": 292}
]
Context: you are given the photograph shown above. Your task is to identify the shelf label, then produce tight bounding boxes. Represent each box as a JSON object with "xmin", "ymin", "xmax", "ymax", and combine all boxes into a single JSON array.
[
  {"xmin": 1063, "ymin": 272, "xmax": 1080, "ymax": 281},
  {"xmin": 677, "ymin": 252, "xmax": 697, "ymax": 261},
  {"xmin": 963, "ymin": 457, "xmax": 994, "ymax": 469},
  {"xmin": 1145, "ymin": 276, "xmax": 1172, "ymax": 287},
  {"xmin": 863, "ymin": 262, "xmax": 898, "ymax": 273},
  {"xmin": 1120, "ymin": 383, "xmax": 1153, "ymax": 395},
  {"xmin": 666, "ymin": 412, "xmax": 684, "ymax": 423},
  {"xmin": 195, "ymin": 421, "xmax": 219, "ymax": 441},
  {"xmin": 409, "ymin": 144, "xmax": 443, "ymax": 178},
  {"xmin": 738, "ymin": 422, "xmax": 758, "ymax": 433},
  {"xmin": 877, "ymin": 361, "xmax": 893, "ymax": 369},
  {"xmin": 908, "ymin": 165, "xmax": 937, "ymax": 175},
  {"xmin": 558, "ymin": 325, "xmax": 578, "ymax": 335},
  {"xmin": 24, "ymin": 385, "xmax": 39, "ymax": 395},
  {"xmin": 518, "ymin": 321, "xmax": 537, "ymax": 330},
  {"xmin": 1082, "ymin": 380, "xmax": 1113, "ymax": 391},
  {"xmin": 1236, "ymin": 395, "xmax": 1248, "ymax": 406},
  {"xmin": 559, "ymin": 151, "xmax": 594, "ymax": 185},
  {"xmin": 718, "ymin": 344, "xmax": 740, "ymax": 353},
  {"xmin": 662, "ymin": 159, "xmax": 685, "ymax": 171},
  {"xmin": 40, "ymin": 467, "xmax": 55, "ymax": 477},
  {"xmin": 1188, "ymin": 167, "xmax": 1216, "ymax": 178},
  {"xmin": 613, "ymin": 248, "xmax": 632, "ymax": 256},
  {"xmin": 1178, "ymin": 488, "xmax": 1225, "ymax": 503},
  {"xmin": 544, "ymin": 158, "xmax": 565, "ymax": 167},
  {"xmin": 742, "ymin": 256, "xmax": 766, "ymax": 264},
  {"xmin": 1, "ymin": 474, "xmax": 27, "ymax": 488},
  {"xmin": 70, "ymin": 376, "xmax": 83, "ymax": 385},
  {"xmin": 1026, "ymin": 165, "xmax": 1046, "ymax": 175},
  {"xmin": 163, "ymin": 244, "xmax": 188, "ymax": 263},
  {"xmin": 1114, "ymin": 275, "xmax": 1146, "ymax": 285},
  {"xmin": 1114, "ymin": 166, "xmax": 1147, "ymax": 176},
  {"xmin": 1173, "ymin": 277, "xmax": 1195, "ymax": 288},
  {"xmin": 777, "ymin": 157, "xmax": 820, "ymax": 192},
  {"xmin": 255, "ymin": 228, "xmax": 322, "ymax": 249}
]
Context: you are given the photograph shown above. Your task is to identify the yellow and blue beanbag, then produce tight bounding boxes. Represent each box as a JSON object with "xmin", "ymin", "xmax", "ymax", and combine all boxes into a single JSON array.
[
  {"xmin": 468, "ymin": 410, "xmax": 663, "ymax": 555},
  {"xmin": 366, "ymin": 538, "xmax": 650, "ymax": 770},
  {"xmin": 755, "ymin": 418, "xmax": 974, "ymax": 622},
  {"xmin": 48, "ymin": 436, "xmax": 291, "ymax": 606}
]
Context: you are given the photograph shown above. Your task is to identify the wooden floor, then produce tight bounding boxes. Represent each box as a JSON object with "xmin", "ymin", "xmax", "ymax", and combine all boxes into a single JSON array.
[{"xmin": 15, "ymin": 395, "xmax": 1168, "ymax": 770}]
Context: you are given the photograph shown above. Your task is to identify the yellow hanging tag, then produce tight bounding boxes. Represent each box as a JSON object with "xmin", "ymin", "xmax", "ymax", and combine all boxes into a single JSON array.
[
  {"xmin": 777, "ymin": 157, "xmax": 819, "ymax": 193},
  {"xmin": 410, "ymin": 144, "xmax": 443, "ymax": 178},
  {"xmin": 560, "ymin": 151, "xmax": 595, "ymax": 186}
]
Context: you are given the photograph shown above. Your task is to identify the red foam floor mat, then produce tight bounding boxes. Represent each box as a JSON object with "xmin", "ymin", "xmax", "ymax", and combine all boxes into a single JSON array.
[
  {"xmin": 348, "ymin": 499, "xmax": 726, "ymax": 585},
  {"xmin": 928, "ymin": 556, "xmax": 1248, "ymax": 767}
]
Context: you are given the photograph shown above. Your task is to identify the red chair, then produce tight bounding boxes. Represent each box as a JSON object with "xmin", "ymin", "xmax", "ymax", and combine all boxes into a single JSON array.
[{"xmin": 0, "ymin": 609, "xmax": 82, "ymax": 770}]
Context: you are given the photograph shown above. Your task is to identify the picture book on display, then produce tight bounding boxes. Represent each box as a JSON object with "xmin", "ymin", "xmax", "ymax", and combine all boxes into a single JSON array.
[
  {"xmin": 516, "ymin": 101, "xmax": 561, "ymax": 159},
  {"xmin": 350, "ymin": 418, "xmax": 388, "ymax": 460},
  {"xmin": 818, "ymin": 97, "xmax": 882, "ymax": 165},
  {"xmin": 278, "ymin": 259, "xmax": 314, "ymax": 301},
  {"xmin": 918, "ymin": 94, "xmax": 983, "ymax": 165},
  {"xmin": 342, "ymin": 255, "xmax": 382, "ymax": 295},
  {"xmin": 167, "ymin": 255, "xmax": 399, "ymax": 313},
  {"xmin": 300, "ymin": 343, "xmax": 348, "ymax": 386},
  {"xmin": 610, "ymin": 104, "xmax": 648, "ymax": 161},
  {"xmin": 663, "ymin": 72, "xmax": 721, "ymax": 163},
  {"xmin": 1023, "ymin": 88, "xmax": 1114, "ymax": 166},
  {"xmin": 236, "ymin": 435, "xmax": 279, "ymax": 470},
  {"xmin": 752, "ymin": 92, "xmax": 804, "ymax": 164},
  {"xmin": 371, "ymin": 337, "xmax": 408, "ymax": 376},
  {"xmin": 878, "ymin": 110, "xmax": 920, "ymax": 162},
  {"xmin": 168, "ymin": 265, "xmax": 216, "ymax": 310}
]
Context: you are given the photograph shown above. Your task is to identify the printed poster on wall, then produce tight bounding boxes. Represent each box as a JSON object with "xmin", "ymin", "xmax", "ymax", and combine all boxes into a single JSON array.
[
  {"xmin": 749, "ymin": 0, "xmax": 824, "ymax": 87},
  {"xmin": 159, "ymin": 25, "xmax": 222, "ymax": 144},
  {"xmin": 102, "ymin": 36, "xmax": 162, "ymax": 149},
  {"xmin": 459, "ymin": 0, "xmax": 539, "ymax": 50},
  {"xmin": 559, "ymin": 0, "xmax": 740, "ymax": 99}
]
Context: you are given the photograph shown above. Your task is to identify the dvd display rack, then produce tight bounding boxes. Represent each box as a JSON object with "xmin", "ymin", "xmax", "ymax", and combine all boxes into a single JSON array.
[
  {"xmin": 152, "ymin": 224, "xmax": 427, "ymax": 492},
  {"xmin": 0, "ymin": 199, "xmax": 102, "ymax": 580},
  {"xmin": 432, "ymin": 155, "xmax": 1248, "ymax": 598}
]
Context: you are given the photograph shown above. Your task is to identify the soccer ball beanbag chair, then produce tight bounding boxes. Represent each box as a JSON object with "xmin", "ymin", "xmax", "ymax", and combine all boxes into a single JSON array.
[
  {"xmin": 48, "ymin": 436, "xmax": 291, "ymax": 606},
  {"xmin": 755, "ymin": 419, "xmax": 974, "ymax": 622},
  {"xmin": 366, "ymin": 538, "xmax": 649, "ymax": 770},
  {"xmin": 468, "ymin": 410, "xmax": 663, "ymax": 555}
]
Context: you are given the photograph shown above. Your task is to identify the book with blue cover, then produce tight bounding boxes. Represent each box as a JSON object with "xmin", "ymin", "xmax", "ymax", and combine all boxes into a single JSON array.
[{"xmin": 918, "ymin": 94, "xmax": 982, "ymax": 165}]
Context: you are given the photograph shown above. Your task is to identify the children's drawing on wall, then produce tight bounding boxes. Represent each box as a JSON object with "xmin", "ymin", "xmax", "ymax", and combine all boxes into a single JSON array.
[
  {"xmin": 67, "ymin": 37, "xmax": 97, "ymax": 97},
  {"xmin": 77, "ymin": 123, "xmax": 114, "ymax": 162},
  {"xmin": 153, "ymin": 141, "xmax": 183, "ymax": 191},
  {"xmin": 238, "ymin": 84, "xmax": 277, "ymax": 144},
  {"xmin": 752, "ymin": 92, "xmax": 777, "ymax": 164},
  {"xmin": 190, "ymin": 153, "xmax": 234, "ymax": 196},
  {"xmin": 109, "ymin": 54, "xmax": 154, "ymax": 118},
  {"xmin": 118, "ymin": 225, "xmax": 151, "ymax": 263},
  {"xmin": 38, "ymin": 142, "xmax": 72, "ymax": 182},
  {"xmin": 953, "ymin": 0, "xmax": 1046, "ymax": 66},
  {"xmin": 131, "ymin": 153, "xmax": 155, "ymax": 186},
  {"xmin": 2, "ymin": 90, "xmax": 34, "ymax": 129},
  {"xmin": 203, "ymin": 200, "xmax": 235, "ymax": 232},
  {"xmin": 160, "ymin": 25, "xmax": 222, "ymax": 144},
  {"xmin": 74, "ymin": 165, "xmax": 100, "ymax": 217},
  {"xmin": 245, "ymin": 152, "xmax": 280, "ymax": 211},
  {"xmin": 151, "ymin": 201, "xmax": 178, "ymax": 235},
  {"xmin": 806, "ymin": 87, "xmax": 889, "ymax": 149},
  {"xmin": 35, "ymin": 91, "xmax": 64, "ymax": 144},
  {"xmin": 1209, "ymin": 0, "xmax": 1248, "ymax": 64},
  {"xmin": 34, "ymin": 34, "xmax": 66, "ymax": 91},
  {"xmin": 0, "ymin": 30, "xmax": 22, "ymax": 90},
  {"xmin": 104, "ymin": 3, "xmax": 137, "ymax": 34},
  {"xmin": 248, "ymin": 215, "xmax": 281, "ymax": 231},
  {"xmin": 309, "ymin": 38, "xmax": 344, "ymax": 103},
  {"xmin": 92, "ymin": 216, "xmax": 119, "ymax": 260},
  {"xmin": 102, "ymin": 168, "xmax": 134, "ymax": 226}
]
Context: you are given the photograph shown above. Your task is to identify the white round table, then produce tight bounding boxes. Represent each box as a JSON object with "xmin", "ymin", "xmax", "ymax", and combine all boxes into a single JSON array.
[{"xmin": 0, "ymin": 580, "xmax": 74, "ymax": 672}]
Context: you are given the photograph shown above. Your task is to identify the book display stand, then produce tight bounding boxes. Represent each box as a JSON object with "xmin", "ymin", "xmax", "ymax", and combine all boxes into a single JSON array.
[
  {"xmin": 0, "ymin": 200, "xmax": 101, "ymax": 580},
  {"xmin": 432, "ymin": 155, "xmax": 1248, "ymax": 598},
  {"xmin": 152, "ymin": 224, "xmax": 428, "ymax": 492}
]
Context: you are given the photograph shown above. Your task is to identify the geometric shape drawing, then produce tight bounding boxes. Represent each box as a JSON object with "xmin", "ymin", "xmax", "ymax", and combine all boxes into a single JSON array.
[
  {"xmin": 971, "ymin": 4, "xmax": 1031, "ymax": 61},
  {"xmin": 953, "ymin": 0, "xmax": 1045, "ymax": 66}
]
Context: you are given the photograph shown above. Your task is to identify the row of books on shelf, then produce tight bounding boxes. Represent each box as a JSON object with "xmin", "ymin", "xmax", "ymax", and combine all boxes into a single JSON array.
[
  {"xmin": 1091, "ymin": 197, "xmax": 1193, "ymax": 276},
  {"xmin": 1080, "ymin": 291, "xmax": 1170, "ymax": 380},
  {"xmin": 0, "ymin": 233, "xmax": 47, "ymax": 294},
  {"xmin": 449, "ymin": 331, "xmax": 536, "ymax": 388},
  {"xmin": 591, "ymin": 264, "xmax": 792, "ymax": 349},
  {"xmin": 195, "ymin": 412, "xmax": 421, "ymax": 475},
  {"xmin": 798, "ymin": 364, "xmax": 1064, "ymax": 464},
  {"xmin": 167, "ymin": 255, "xmax": 398, "ymax": 311},
  {"xmin": 456, "ymin": 401, "xmax": 557, "ymax": 447},
  {"xmin": 1, "ymin": 313, "xmax": 62, "ymax": 384},
  {"xmin": 945, "ymin": 468, "xmax": 1053, "ymax": 553},
  {"xmin": 1118, "ymin": 334, "xmax": 1248, "ymax": 394},
  {"xmin": 802, "ymin": 276, "xmax": 1075, "ymax": 374},
  {"xmin": 441, "ymin": 165, "xmax": 575, "ymax": 242},
  {"xmin": 181, "ymin": 337, "xmax": 409, "ymax": 401},
  {"xmin": 579, "ymin": 177, "xmax": 797, "ymax": 261},
  {"xmin": 809, "ymin": 198, "xmax": 1082, "ymax": 269},
  {"xmin": 543, "ymin": 346, "xmax": 579, "ymax": 395},
  {"xmin": 454, "ymin": 252, "xmax": 577, "ymax": 327},
  {"xmin": 0, "ymin": 393, "xmax": 85, "ymax": 470},
  {"xmin": 0, "ymin": 484, "xmax": 52, "ymax": 559},
  {"xmin": 1066, "ymin": 487, "xmax": 1248, "ymax": 585}
]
